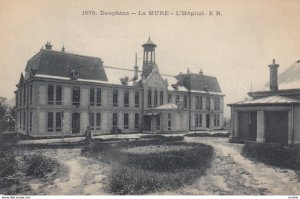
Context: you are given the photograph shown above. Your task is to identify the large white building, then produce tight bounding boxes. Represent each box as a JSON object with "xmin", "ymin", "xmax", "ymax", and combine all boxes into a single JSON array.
[{"xmin": 15, "ymin": 38, "xmax": 224, "ymax": 137}]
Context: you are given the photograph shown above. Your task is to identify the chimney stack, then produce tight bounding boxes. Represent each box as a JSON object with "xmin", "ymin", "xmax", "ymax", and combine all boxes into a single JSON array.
[
  {"xmin": 268, "ymin": 59, "xmax": 279, "ymax": 92},
  {"xmin": 45, "ymin": 42, "xmax": 53, "ymax": 50},
  {"xmin": 133, "ymin": 53, "xmax": 139, "ymax": 80}
]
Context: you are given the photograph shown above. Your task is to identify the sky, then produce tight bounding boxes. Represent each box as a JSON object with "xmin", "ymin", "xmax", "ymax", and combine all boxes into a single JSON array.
[{"xmin": 0, "ymin": 0, "xmax": 300, "ymax": 118}]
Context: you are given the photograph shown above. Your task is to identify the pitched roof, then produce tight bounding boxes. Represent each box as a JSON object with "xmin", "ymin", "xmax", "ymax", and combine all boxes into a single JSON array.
[
  {"xmin": 142, "ymin": 37, "xmax": 157, "ymax": 47},
  {"xmin": 155, "ymin": 103, "xmax": 177, "ymax": 110},
  {"xmin": 229, "ymin": 95, "xmax": 300, "ymax": 106},
  {"xmin": 25, "ymin": 49, "xmax": 108, "ymax": 81},
  {"xmin": 177, "ymin": 73, "xmax": 222, "ymax": 93}
]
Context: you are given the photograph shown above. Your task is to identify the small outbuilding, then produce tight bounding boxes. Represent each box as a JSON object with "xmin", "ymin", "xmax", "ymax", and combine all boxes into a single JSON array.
[{"xmin": 228, "ymin": 60, "xmax": 300, "ymax": 144}]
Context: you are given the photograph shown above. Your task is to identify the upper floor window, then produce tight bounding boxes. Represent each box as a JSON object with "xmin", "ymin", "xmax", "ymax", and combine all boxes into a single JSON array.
[
  {"xmin": 148, "ymin": 89, "xmax": 152, "ymax": 108},
  {"xmin": 206, "ymin": 96, "xmax": 210, "ymax": 110},
  {"xmin": 96, "ymin": 88, "xmax": 101, "ymax": 106},
  {"xmin": 168, "ymin": 94, "xmax": 172, "ymax": 103},
  {"xmin": 184, "ymin": 95, "xmax": 188, "ymax": 108},
  {"xmin": 135, "ymin": 91, "xmax": 139, "ymax": 107},
  {"xmin": 176, "ymin": 94, "xmax": 180, "ymax": 103},
  {"xmin": 23, "ymin": 86, "xmax": 26, "ymax": 106},
  {"xmin": 72, "ymin": 86, "xmax": 80, "ymax": 106},
  {"xmin": 90, "ymin": 88, "xmax": 95, "ymax": 106},
  {"xmin": 124, "ymin": 90, "xmax": 129, "ymax": 107},
  {"xmin": 113, "ymin": 90, "xmax": 118, "ymax": 107},
  {"xmin": 29, "ymin": 85, "xmax": 33, "ymax": 105},
  {"xmin": 160, "ymin": 91, "xmax": 163, "ymax": 105},
  {"xmin": 56, "ymin": 85, "xmax": 62, "ymax": 105},
  {"xmin": 196, "ymin": 96, "xmax": 202, "ymax": 109},
  {"xmin": 19, "ymin": 89, "xmax": 22, "ymax": 107},
  {"xmin": 154, "ymin": 90, "xmax": 158, "ymax": 107},
  {"xmin": 48, "ymin": 84, "xmax": 54, "ymax": 105},
  {"xmin": 214, "ymin": 97, "xmax": 220, "ymax": 110}
]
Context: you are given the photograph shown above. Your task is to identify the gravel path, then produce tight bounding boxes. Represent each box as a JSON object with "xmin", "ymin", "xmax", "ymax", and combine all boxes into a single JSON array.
[
  {"xmin": 29, "ymin": 148, "xmax": 109, "ymax": 195},
  {"xmin": 160, "ymin": 137, "xmax": 300, "ymax": 195}
]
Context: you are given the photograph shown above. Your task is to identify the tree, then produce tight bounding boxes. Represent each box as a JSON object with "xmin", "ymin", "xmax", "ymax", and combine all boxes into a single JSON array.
[{"xmin": 0, "ymin": 97, "xmax": 15, "ymax": 132}]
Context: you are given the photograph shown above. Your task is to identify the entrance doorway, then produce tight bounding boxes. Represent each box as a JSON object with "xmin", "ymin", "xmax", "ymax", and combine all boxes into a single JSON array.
[
  {"xmin": 72, "ymin": 112, "xmax": 80, "ymax": 134},
  {"xmin": 238, "ymin": 111, "xmax": 257, "ymax": 141},
  {"xmin": 265, "ymin": 111, "xmax": 288, "ymax": 145}
]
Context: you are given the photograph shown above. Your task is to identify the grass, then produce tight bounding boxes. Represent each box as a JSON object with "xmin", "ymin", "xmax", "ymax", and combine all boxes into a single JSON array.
[
  {"xmin": 82, "ymin": 138, "xmax": 214, "ymax": 194},
  {"xmin": 242, "ymin": 143, "xmax": 300, "ymax": 171}
]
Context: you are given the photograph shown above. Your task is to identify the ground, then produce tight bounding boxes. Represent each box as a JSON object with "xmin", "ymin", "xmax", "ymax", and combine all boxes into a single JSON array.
[{"xmin": 7, "ymin": 133, "xmax": 300, "ymax": 195}]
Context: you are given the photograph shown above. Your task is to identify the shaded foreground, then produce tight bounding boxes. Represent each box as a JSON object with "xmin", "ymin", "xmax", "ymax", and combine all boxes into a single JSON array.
[{"xmin": 82, "ymin": 137, "xmax": 214, "ymax": 194}]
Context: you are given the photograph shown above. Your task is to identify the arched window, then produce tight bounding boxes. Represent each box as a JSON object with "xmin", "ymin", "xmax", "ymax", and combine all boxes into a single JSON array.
[
  {"xmin": 160, "ymin": 91, "xmax": 163, "ymax": 105},
  {"xmin": 154, "ymin": 90, "xmax": 158, "ymax": 107},
  {"xmin": 148, "ymin": 89, "xmax": 152, "ymax": 108}
]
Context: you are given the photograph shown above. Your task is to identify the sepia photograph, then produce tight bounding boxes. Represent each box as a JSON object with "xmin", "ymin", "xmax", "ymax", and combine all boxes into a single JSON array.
[{"xmin": 0, "ymin": 0, "xmax": 299, "ymax": 197}]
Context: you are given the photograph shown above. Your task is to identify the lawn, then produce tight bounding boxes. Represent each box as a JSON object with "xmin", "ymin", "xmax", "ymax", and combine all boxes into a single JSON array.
[{"xmin": 82, "ymin": 136, "xmax": 214, "ymax": 194}]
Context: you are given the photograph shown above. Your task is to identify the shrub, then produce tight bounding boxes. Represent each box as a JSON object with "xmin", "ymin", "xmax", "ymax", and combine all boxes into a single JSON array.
[
  {"xmin": 242, "ymin": 143, "xmax": 300, "ymax": 170},
  {"xmin": 140, "ymin": 135, "xmax": 184, "ymax": 141},
  {"xmin": 25, "ymin": 154, "xmax": 59, "ymax": 178},
  {"xmin": 110, "ymin": 127, "xmax": 123, "ymax": 134},
  {"xmin": 0, "ymin": 150, "xmax": 16, "ymax": 177},
  {"xmin": 185, "ymin": 132, "xmax": 230, "ymax": 137}
]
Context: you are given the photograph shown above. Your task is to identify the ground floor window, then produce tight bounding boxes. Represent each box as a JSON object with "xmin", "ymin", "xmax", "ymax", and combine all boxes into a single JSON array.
[
  {"xmin": 112, "ymin": 113, "xmax": 118, "ymax": 128},
  {"xmin": 48, "ymin": 112, "xmax": 63, "ymax": 132},
  {"xmin": 29, "ymin": 112, "xmax": 33, "ymax": 132},
  {"xmin": 168, "ymin": 113, "xmax": 172, "ymax": 130},
  {"xmin": 47, "ymin": 112, "xmax": 54, "ymax": 132},
  {"xmin": 56, "ymin": 112, "xmax": 62, "ymax": 131},
  {"xmin": 214, "ymin": 114, "xmax": 220, "ymax": 126},
  {"xmin": 134, "ymin": 113, "xmax": 139, "ymax": 129},
  {"xmin": 195, "ymin": 113, "xmax": 202, "ymax": 127},
  {"xmin": 90, "ymin": 113, "xmax": 95, "ymax": 130},
  {"xmin": 156, "ymin": 117, "xmax": 160, "ymax": 130},
  {"xmin": 124, "ymin": 113, "xmax": 129, "ymax": 129},
  {"xmin": 19, "ymin": 113, "xmax": 22, "ymax": 129},
  {"xmin": 23, "ymin": 112, "xmax": 26, "ymax": 130},
  {"xmin": 96, "ymin": 113, "xmax": 101, "ymax": 130},
  {"xmin": 90, "ymin": 112, "xmax": 101, "ymax": 130}
]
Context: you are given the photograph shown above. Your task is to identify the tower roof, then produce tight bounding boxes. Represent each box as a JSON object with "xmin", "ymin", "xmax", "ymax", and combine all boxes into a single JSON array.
[{"xmin": 142, "ymin": 37, "xmax": 157, "ymax": 47}]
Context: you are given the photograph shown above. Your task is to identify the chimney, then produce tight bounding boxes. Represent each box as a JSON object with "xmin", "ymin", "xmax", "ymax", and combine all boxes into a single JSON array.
[
  {"xmin": 45, "ymin": 42, "xmax": 53, "ymax": 50},
  {"xmin": 62, "ymin": 45, "xmax": 65, "ymax": 52},
  {"xmin": 268, "ymin": 59, "xmax": 279, "ymax": 92},
  {"xmin": 199, "ymin": 69, "xmax": 203, "ymax": 75},
  {"xmin": 133, "ymin": 53, "xmax": 138, "ymax": 80}
]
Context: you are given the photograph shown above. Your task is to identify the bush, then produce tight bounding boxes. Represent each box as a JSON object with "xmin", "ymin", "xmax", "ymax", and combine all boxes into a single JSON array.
[
  {"xmin": 83, "ymin": 140, "xmax": 214, "ymax": 194},
  {"xmin": 242, "ymin": 143, "xmax": 300, "ymax": 170},
  {"xmin": 110, "ymin": 127, "xmax": 123, "ymax": 134},
  {"xmin": 0, "ymin": 150, "xmax": 16, "ymax": 177},
  {"xmin": 185, "ymin": 132, "xmax": 230, "ymax": 137},
  {"xmin": 25, "ymin": 154, "xmax": 59, "ymax": 178},
  {"xmin": 140, "ymin": 135, "xmax": 184, "ymax": 141}
]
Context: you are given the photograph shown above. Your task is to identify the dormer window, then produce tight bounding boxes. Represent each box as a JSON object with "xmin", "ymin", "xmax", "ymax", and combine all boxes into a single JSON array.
[{"xmin": 70, "ymin": 69, "xmax": 79, "ymax": 80}]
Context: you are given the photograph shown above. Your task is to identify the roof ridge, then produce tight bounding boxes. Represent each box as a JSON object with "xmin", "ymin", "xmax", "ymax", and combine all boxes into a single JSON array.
[{"xmin": 41, "ymin": 49, "xmax": 102, "ymax": 60}]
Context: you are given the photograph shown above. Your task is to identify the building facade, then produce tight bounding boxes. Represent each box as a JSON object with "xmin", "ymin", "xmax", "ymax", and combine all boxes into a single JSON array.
[
  {"xmin": 15, "ymin": 39, "xmax": 224, "ymax": 137},
  {"xmin": 229, "ymin": 60, "xmax": 300, "ymax": 144}
]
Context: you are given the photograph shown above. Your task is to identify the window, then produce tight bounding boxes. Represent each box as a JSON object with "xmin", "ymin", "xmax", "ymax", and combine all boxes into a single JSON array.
[
  {"xmin": 16, "ymin": 92, "xmax": 18, "ymax": 107},
  {"xmin": 195, "ymin": 113, "xmax": 202, "ymax": 128},
  {"xmin": 168, "ymin": 113, "xmax": 171, "ymax": 131},
  {"xmin": 214, "ymin": 114, "xmax": 220, "ymax": 126},
  {"xmin": 72, "ymin": 86, "xmax": 80, "ymax": 106},
  {"xmin": 176, "ymin": 94, "xmax": 180, "ymax": 103},
  {"xmin": 23, "ymin": 112, "xmax": 26, "ymax": 130},
  {"xmin": 23, "ymin": 86, "xmax": 26, "ymax": 106},
  {"xmin": 56, "ymin": 85, "xmax": 62, "ymax": 105},
  {"xmin": 90, "ymin": 88, "xmax": 95, "ymax": 106},
  {"xmin": 29, "ymin": 112, "xmax": 33, "ymax": 132},
  {"xmin": 19, "ymin": 89, "xmax": 22, "ymax": 107},
  {"xmin": 124, "ymin": 90, "xmax": 129, "ymax": 107},
  {"xmin": 29, "ymin": 85, "xmax": 33, "ymax": 105},
  {"xmin": 154, "ymin": 90, "xmax": 158, "ymax": 107},
  {"xmin": 56, "ymin": 112, "xmax": 62, "ymax": 131},
  {"xmin": 214, "ymin": 97, "xmax": 220, "ymax": 110},
  {"xmin": 184, "ymin": 95, "xmax": 188, "ymax": 108},
  {"xmin": 168, "ymin": 94, "xmax": 172, "ymax": 103},
  {"xmin": 134, "ymin": 113, "xmax": 139, "ymax": 129},
  {"xmin": 48, "ymin": 84, "xmax": 54, "ymax": 105},
  {"xmin": 90, "ymin": 113, "xmax": 95, "ymax": 130},
  {"xmin": 124, "ymin": 113, "xmax": 129, "ymax": 129},
  {"xmin": 135, "ymin": 91, "xmax": 139, "ymax": 107},
  {"xmin": 156, "ymin": 117, "xmax": 160, "ymax": 130},
  {"xmin": 19, "ymin": 113, "xmax": 22, "ymax": 129},
  {"xmin": 96, "ymin": 113, "xmax": 101, "ymax": 130},
  {"xmin": 112, "ymin": 113, "xmax": 118, "ymax": 127},
  {"xmin": 160, "ymin": 91, "xmax": 163, "ymax": 105},
  {"xmin": 206, "ymin": 96, "xmax": 210, "ymax": 110},
  {"xmin": 48, "ymin": 112, "xmax": 54, "ymax": 132},
  {"xmin": 96, "ymin": 88, "xmax": 101, "ymax": 106},
  {"xmin": 113, "ymin": 90, "xmax": 118, "ymax": 107},
  {"xmin": 148, "ymin": 89, "xmax": 152, "ymax": 108},
  {"xmin": 196, "ymin": 96, "xmax": 202, "ymax": 109}
]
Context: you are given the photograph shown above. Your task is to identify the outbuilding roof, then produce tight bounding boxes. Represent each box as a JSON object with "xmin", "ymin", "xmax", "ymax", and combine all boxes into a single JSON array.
[{"xmin": 229, "ymin": 95, "xmax": 300, "ymax": 106}]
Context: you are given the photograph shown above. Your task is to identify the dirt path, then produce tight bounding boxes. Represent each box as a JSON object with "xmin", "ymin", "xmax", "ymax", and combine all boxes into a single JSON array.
[
  {"xmin": 29, "ymin": 148, "xmax": 109, "ymax": 195},
  {"xmin": 160, "ymin": 137, "xmax": 300, "ymax": 195}
]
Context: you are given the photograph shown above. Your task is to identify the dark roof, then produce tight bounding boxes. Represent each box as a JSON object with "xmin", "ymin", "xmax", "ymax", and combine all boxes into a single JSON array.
[
  {"xmin": 25, "ymin": 49, "xmax": 108, "ymax": 81},
  {"xmin": 176, "ymin": 73, "xmax": 222, "ymax": 93},
  {"xmin": 142, "ymin": 37, "xmax": 157, "ymax": 47}
]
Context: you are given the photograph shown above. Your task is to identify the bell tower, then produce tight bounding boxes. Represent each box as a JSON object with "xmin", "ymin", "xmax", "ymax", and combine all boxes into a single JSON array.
[{"xmin": 142, "ymin": 37, "xmax": 157, "ymax": 77}]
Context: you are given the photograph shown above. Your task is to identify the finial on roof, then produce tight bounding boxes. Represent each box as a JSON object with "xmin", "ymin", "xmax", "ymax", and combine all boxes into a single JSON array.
[
  {"xmin": 199, "ymin": 69, "xmax": 203, "ymax": 75},
  {"xmin": 187, "ymin": 68, "xmax": 190, "ymax": 74},
  {"xmin": 62, "ymin": 45, "xmax": 65, "ymax": 52},
  {"xmin": 273, "ymin": 59, "xmax": 276, "ymax": 64}
]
